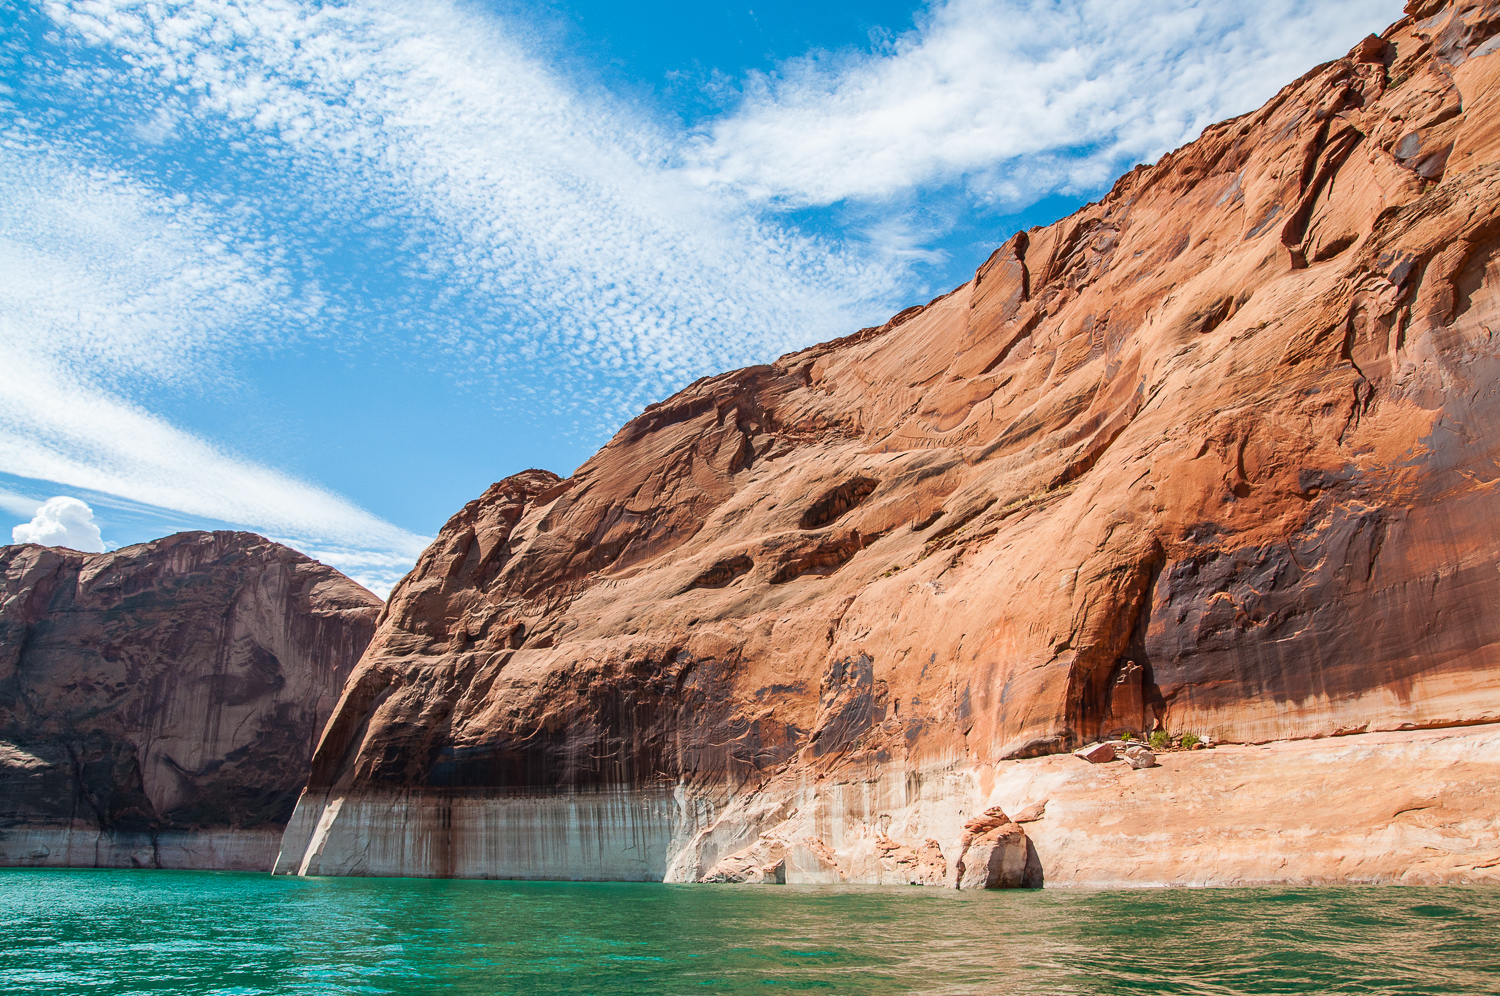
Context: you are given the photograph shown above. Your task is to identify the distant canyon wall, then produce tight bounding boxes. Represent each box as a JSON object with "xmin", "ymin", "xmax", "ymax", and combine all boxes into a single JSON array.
[
  {"xmin": 0, "ymin": 532, "xmax": 381, "ymax": 870},
  {"xmin": 273, "ymin": 0, "xmax": 1500, "ymax": 885}
]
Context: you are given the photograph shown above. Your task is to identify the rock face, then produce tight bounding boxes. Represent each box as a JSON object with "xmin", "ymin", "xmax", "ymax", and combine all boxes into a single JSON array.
[
  {"xmin": 988, "ymin": 724, "xmax": 1500, "ymax": 887},
  {"xmin": 0, "ymin": 532, "xmax": 381, "ymax": 870},
  {"xmin": 278, "ymin": 0, "xmax": 1500, "ymax": 885}
]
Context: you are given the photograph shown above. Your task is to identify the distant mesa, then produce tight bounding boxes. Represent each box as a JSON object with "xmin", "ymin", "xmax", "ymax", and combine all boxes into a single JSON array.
[{"xmin": 0, "ymin": 531, "xmax": 380, "ymax": 871}]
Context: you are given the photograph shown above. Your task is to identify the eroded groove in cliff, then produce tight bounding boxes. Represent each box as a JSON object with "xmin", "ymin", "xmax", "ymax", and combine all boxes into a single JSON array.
[
  {"xmin": 1067, "ymin": 543, "xmax": 1167, "ymax": 745},
  {"xmin": 769, "ymin": 535, "xmax": 864, "ymax": 584},
  {"xmin": 685, "ymin": 555, "xmax": 754, "ymax": 591},
  {"xmin": 799, "ymin": 478, "xmax": 880, "ymax": 530}
]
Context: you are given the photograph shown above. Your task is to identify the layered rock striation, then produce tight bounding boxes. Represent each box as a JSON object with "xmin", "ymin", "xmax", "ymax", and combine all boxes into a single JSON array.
[
  {"xmin": 279, "ymin": 0, "xmax": 1500, "ymax": 885},
  {"xmin": 0, "ymin": 532, "xmax": 381, "ymax": 869}
]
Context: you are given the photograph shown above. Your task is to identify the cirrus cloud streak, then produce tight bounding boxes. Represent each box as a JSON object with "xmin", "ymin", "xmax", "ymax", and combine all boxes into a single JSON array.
[{"xmin": 689, "ymin": 0, "xmax": 1405, "ymax": 208}]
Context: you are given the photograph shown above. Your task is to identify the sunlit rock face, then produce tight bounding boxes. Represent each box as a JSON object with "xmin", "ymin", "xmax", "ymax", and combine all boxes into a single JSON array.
[
  {"xmin": 0, "ymin": 532, "xmax": 381, "ymax": 870},
  {"xmin": 280, "ymin": 0, "xmax": 1500, "ymax": 885},
  {"xmin": 990, "ymin": 725, "xmax": 1500, "ymax": 887}
]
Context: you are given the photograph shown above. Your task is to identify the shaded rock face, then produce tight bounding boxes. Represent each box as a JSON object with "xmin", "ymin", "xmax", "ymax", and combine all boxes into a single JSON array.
[
  {"xmin": 280, "ymin": 0, "xmax": 1500, "ymax": 884},
  {"xmin": 0, "ymin": 532, "xmax": 381, "ymax": 869}
]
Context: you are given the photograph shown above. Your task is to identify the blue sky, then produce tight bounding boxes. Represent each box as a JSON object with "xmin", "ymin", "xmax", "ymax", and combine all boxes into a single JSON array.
[{"xmin": 0, "ymin": 0, "xmax": 1403, "ymax": 594}]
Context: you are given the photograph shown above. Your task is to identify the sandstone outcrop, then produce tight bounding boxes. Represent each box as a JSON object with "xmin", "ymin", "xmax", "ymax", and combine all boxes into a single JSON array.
[
  {"xmin": 277, "ymin": 0, "xmax": 1500, "ymax": 886},
  {"xmin": 987, "ymin": 724, "xmax": 1500, "ymax": 886},
  {"xmin": 0, "ymin": 532, "xmax": 380, "ymax": 869}
]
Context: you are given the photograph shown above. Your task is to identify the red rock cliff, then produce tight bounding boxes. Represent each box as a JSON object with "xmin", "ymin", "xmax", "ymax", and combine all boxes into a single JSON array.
[
  {"xmin": 0, "ymin": 531, "xmax": 381, "ymax": 870},
  {"xmin": 279, "ymin": 0, "xmax": 1500, "ymax": 884}
]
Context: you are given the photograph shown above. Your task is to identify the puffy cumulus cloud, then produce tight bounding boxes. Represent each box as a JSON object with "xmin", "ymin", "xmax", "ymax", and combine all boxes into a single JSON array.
[
  {"xmin": 12, "ymin": 497, "xmax": 106, "ymax": 553},
  {"xmin": 687, "ymin": 0, "xmax": 1406, "ymax": 209}
]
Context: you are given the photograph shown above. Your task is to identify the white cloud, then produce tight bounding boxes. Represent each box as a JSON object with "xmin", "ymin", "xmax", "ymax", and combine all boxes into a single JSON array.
[
  {"xmin": 5, "ymin": 0, "xmax": 914, "ymax": 593},
  {"xmin": 3, "ymin": 0, "xmax": 1411, "ymax": 598},
  {"xmin": 0, "ymin": 342, "xmax": 428, "ymax": 585},
  {"xmin": 687, "ymin": 0, "xmax": 1406, "ymax": 208},
  {"xmin": 0, "ymin": 489, "xmax": 41, "ymax": 519},
  {"xmin": 0, "ymin": 145, "xmax": 297, "ymax": 387},
  {"xmin": 12, "ymin": 496, "xmax": 106, "ymax": 553},
  {"xmin": 37, "ymin": 0, "xmax": 905, "ymax": 422},
  {"xmin": 0, "ymin": 146, "xmax": 424, "ymax": 592}
]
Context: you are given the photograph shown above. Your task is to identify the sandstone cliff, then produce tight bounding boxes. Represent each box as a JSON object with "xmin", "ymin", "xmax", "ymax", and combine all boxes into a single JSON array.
[
  {"xmin": 0, "ymin": 531, "xmax": 381, "ymax": 870},
  {"xmin": 279, "ymin": 0, "xmax": 1500, "ymax": 885},
  {"xmin": 992, "ymin": 723, "xmax": 1500, "ymax": 888}
]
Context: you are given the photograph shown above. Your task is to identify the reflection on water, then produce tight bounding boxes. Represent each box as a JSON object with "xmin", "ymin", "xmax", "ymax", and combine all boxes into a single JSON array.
[{"xmin": 3, "ymin": 869, "xmax": 1498, "ymax": 995}]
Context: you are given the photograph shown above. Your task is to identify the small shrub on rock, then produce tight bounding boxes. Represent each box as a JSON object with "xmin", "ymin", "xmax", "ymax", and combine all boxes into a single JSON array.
[
  {"xmin": 1181, "ymin": 732, "xmax": 1202, "ymax": 750},
  {"xmin": 1148, "ymin": 730, "xmax": 1170, "ymax": 751}
]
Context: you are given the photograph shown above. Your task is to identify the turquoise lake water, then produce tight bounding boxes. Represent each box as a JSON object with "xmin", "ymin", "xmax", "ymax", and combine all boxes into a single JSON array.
[{"xmin": 2, "ymin": 870, "xmax": 1497, "ymax": 995}]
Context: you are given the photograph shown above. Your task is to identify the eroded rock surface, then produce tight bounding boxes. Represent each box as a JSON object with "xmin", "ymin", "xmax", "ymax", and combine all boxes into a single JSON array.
[
  {"xmin": 278, "ymin": 0, "xmax": 1500, "ymax": 885},
  {"xmin": 0, "ymin": 532, "xmax": 380, "ymax": 869},
  {"xmin": 987, "ymin": 724, "xmax": 1500, "ymax": 887}
]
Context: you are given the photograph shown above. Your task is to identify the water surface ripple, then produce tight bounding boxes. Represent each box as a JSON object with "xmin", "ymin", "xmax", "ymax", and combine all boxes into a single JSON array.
[{"xmin": 3, "ymin": 870, "xmax": 1497, "ymax": 994}]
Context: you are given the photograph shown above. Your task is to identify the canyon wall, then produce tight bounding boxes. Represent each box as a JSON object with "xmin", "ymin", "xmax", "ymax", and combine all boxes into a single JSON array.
[
  {"xmin": 989, "ymin": 723, "xmax": 1500, "ymax": 888},
  {"xmin": 279, "ymin": 0, "xmax": 1500, "ymax": 885},
  {"xmin": 0, "ymin": 531, "xmax": 381, "ymax": 870}
]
